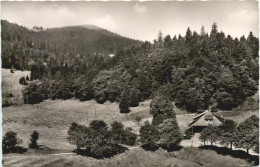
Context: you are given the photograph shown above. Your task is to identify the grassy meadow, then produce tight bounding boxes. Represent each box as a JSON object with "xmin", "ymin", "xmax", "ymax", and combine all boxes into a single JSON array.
[{"xmin": 2, "ymin": 68, "xmax": 259, "ymax": 167}]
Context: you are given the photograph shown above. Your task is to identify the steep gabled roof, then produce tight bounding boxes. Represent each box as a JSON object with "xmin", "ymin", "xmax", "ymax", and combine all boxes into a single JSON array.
[{"xmin": 188, "ymin": 110, "xmax": 225, "ymax": 127}]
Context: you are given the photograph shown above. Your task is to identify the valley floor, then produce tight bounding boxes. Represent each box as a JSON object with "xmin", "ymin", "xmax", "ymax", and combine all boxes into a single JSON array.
[{"xmin": 2, "ymin": 99, "xmax": 259, "ymax": 167}]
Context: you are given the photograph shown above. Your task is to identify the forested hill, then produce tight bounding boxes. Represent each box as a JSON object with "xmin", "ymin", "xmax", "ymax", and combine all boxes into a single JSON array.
[
  {"xmin": 7, "ymin": 21, "xmax": 259, "ymax": 113},
  {"xmin": 1, "ymin": 20, "xmax": 142, "ymax": 71},
  {"xmin": 85, "ymin": 24, "xmax": 259, "ymax": 112}
]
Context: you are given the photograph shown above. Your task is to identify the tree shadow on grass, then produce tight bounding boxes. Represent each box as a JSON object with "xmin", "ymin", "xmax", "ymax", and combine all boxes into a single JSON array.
[
  {"xmin": 199, "ymin": 145, "xmax": 259, "ymax": 166},
  {"xmin": 27, "ymin": 145, "xmax": 71, "ymax": 154},
  {"xmin": 3, "ymin": 146, "xmax": 27, "ymax": 154},
  {"xmin": 162, "ymin": 145, "xmax": 183, "ymax": 152},
  {"xmin": 141, "ymin": 143, "xmax": 160, "ymax": 152},
  {"xmin": 73, "ymin": 145, "xmax": 128, "ymax": 159},
  {"xmin": 141, "ymin": 144, "xmax": 183, "ymax": 152}
]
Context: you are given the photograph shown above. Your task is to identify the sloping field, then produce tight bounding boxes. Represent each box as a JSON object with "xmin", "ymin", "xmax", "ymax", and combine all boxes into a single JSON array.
[
  {"xmin": 2, "ymin": 68, "xmax": 30, "ymax": 106},
  {"xmin": 3, "ymin": 147, "xmax": 252, "ymax": 167},
  {"xmin": 2, "ymin": 99, "xmax": 153, "ymax": 150}
]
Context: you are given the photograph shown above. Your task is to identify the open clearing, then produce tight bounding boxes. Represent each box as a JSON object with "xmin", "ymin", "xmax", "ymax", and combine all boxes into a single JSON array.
[
  {"xmin": 2, "ymin": 98, "xmax": 198, "ymax": 149},
  {"xmin": 2, "ymin": 99, "xmax": 151, "ymax": 149}
]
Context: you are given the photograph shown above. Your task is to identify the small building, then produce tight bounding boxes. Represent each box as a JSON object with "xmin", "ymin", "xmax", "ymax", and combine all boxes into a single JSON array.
[{"xmin": 188, "ymin": 109, "xmax": 225, "ymax": 133}]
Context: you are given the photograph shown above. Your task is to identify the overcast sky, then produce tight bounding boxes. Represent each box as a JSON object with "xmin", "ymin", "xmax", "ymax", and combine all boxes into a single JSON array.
[{"xmin": 1, "ymin": 1, "xmax": 259, "ymax": 41}]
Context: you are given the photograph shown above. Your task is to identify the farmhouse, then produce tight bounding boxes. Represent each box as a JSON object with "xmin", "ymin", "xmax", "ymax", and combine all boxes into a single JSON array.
[{"xmin": 188, "ymin": 109, "xmax": 225, "ymax": 133}]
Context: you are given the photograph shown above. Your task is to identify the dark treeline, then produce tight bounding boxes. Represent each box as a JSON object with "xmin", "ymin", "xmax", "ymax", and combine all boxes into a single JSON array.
[{"xmin": 2, "ymin": 20, "xmax": 258, "ymax": 112}]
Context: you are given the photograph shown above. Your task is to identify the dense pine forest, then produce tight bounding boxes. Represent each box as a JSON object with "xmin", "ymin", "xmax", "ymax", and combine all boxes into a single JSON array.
[{"xmin": 2, "ymin": 20, "xmax": 259, "ymax": 112}]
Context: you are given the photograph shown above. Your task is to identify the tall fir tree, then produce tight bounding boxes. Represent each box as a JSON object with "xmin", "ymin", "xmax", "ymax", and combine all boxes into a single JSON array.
[{"xmin": 119, "ymin": 90, "xmax": 130, "ymax": 113}]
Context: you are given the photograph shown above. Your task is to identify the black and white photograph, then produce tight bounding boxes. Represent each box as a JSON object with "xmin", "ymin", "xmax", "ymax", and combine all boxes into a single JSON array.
[{"xmin": 1, "ymin": 1, "xmax": 259, "ymax": 166}]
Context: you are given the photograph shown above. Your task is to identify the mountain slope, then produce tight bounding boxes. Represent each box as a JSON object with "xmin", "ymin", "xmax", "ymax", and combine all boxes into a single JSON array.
[
  {"xmin": 3, "ymin": 21, "xmax": 259, "ymax": 112},
  {"xmin": 1, "ymin": 20, "xmax": 142, "ymax": 70}
]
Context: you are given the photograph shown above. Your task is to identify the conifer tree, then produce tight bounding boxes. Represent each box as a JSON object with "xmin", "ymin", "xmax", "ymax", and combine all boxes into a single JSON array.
[
  {"xmin": 210, "ymin": 22, "xmax": 218, "ymax": 37},
  {"xmin": 185, "ymin": 27, "xmax": 193, "ymax": 42},
  {"xmin": 158, "ymin": 118, "xmax": 182, "ymax": 151},
  {"xmin": 200, "ymin": 25, "xmax": 206, "ymax": 37},
  {"xmin": 119, "ymin": 90, "xmax": 130, "ymax": 113},
  {"xmin": 129, "ymin": 88, "xmax": 140, "ymax": 107},
  {"xmin": 157, "ymin": 31, "xmax": 163, "ymax": 48},
  {"xmin": 150, "ymin": 95, "xmax": 176, "ymax": 126},
  {"xmin": 29, "ymin": 131, "xmax": 39, "ymax": 148},
  {"xmin": 139, "ymin": 121, "xmax": 159, "ymax": 151}
]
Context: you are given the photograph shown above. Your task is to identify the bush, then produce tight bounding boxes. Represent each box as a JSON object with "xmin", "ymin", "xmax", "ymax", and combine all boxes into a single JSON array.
[
  {"xmin": 68, "ymin": 120, "xmax": 128, "ymax": 159},
  {"xmin": 29, "ymin": 131, "xmax": 39, "ymax": 149},
  {"xmin": 150, "ymin": 95, "xmax": 176, "ymax": 126},
  {"xmin": 23, "ymin": 83, "xmax": 43, "ymax": 104},
  {"xmin": 199, "ymin": 125, "xmax": 220, "ymax": 146},
  {"xmin": 110, "ymin": 121, "xmax": 125, "ymax": 143},
  {"xmin": 76, "ymin": 83, "xmax": 94, "ymax": 101},
  {"xmin": 135, "ymin": 115, "xmax": 142, "ymax": 125},
  {"xmin": 129, "ymin": 88, "xmax": 140, "ymax": 107},
  {"xmin": 234, "ymin": 115, "xmax": 259, "ymax": 154},
  {"xmin": 157, "ymin": 118, "xmax": 182, "ymax": 151},
  {"xmin": 139, "ymin": 121, "xmax": 159, "ymax": 151},
  {"xmin": 122, "ymin": 128, "xmax": 138, "ymax": 146},
  {"xmin": 19, "ymin": 77, "xmax": 27, "ymax": 85},
  {"xmin": 119, "ymin": 91, "xmax": 130, "ymax": 113},
  {"xmin": 184, "ymin": 128, "xmax": 192, "ymax": 139},
  {"xmin": 110, "ymin": 121, "xmax": 137, "ymax": 146},
  {"xmin": 3, "ymin": 131, "xmax": 23, "ymax": 153}
]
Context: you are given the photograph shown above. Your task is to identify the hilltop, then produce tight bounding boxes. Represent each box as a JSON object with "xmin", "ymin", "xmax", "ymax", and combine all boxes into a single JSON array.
[{"xmin": 1, "ymin": 20, "xmax": 142, "ymax": 71}]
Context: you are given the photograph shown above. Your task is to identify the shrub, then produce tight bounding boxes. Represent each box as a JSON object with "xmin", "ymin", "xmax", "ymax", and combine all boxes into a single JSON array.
[
  {"xmin": 23, "ymin": 83, "xmax": 43, "ymax": 104},
  {"xmin": 111, "ymin": 121, "xmax": 125, "ymax": 143},
  {"xmin": 76, "ymin": 83, "xmax": 94, "ymax": 101},
  {"xmin": 218, "ymin": 119, "xmax": 237, "ymax": 150},
  {"xmin": 67, "ymin": 122, "xmax": 88, "ymax": 150},
  {"xmin": 234, "ymin": 115, "xmax": 259, "ymax": 154},
  {"xmin": 157, "ymin": 118, "xmax": 182, "ymax": 151},
  {"xmin": 184, "ymin": 128, "xmax": 192, "ymax": 139},
  {"xmin": 68, "ymin": 120, "xmax": 127, "ymax": 159},
  {"xmin": 139, "ymin": 121, "xmax": 159, "ymax": 151},
  {"xmin": 199, "ymin": 125, "xmax": 220, "ymax": 146},
  {"xmin": 150, "ymin": 95, "xmax": 176, "ymax": 126},
  {"xmin": 135, "ymin": 115, "xmax": 142, "ymax": 125},
  {"xmin": 129, "ymin": 88, "xmax": 140, "ymax": 107},
  {"xmin": 3, "ymin": 131, "xmax": 23, "ymax": 153},
  {"xmin": 110, "ymin": 121, "xmax": 137, "ymax": 146},
  {"xmin": 29, "ymin": 131, "xmax": 39, "ymax": 149},
  {"xmin": 122, "ymin": 128, "xmax": 138, "ymax": 146},
  {"xmin": 19, "ymin": 77, "xmax": 27, "ymax": 85},
  {"xmin": 119, "ymin": 91, "xmax": 130, "ymax": 113}
]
